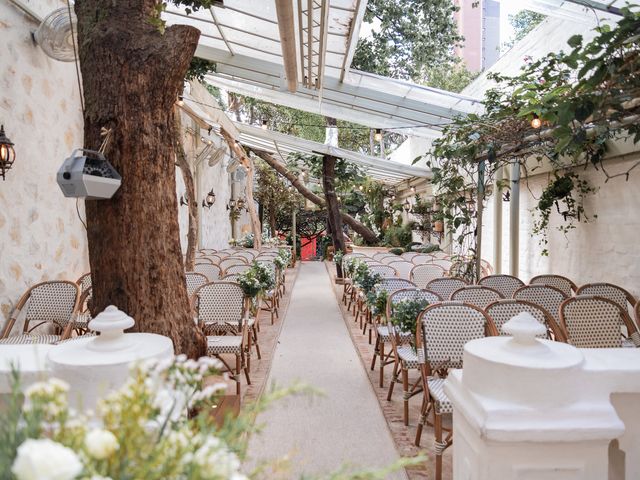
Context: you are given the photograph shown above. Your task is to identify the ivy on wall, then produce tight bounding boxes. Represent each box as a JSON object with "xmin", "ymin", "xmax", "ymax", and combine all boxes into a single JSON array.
[{"xmin": 416, "ymin": 7, "xmax": 640, "ymax": 263}]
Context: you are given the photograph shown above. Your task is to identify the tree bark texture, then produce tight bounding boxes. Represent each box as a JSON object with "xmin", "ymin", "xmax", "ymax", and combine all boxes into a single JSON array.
[
  {"xmin": 75, "ymin": 0, "xmax": 205, "ymax": 357},
  {"xmin": 174, "ymin": 112, "xmax": 197, "ymax": 271},
  {"xmin": 220, "ymin": 128, "xmax": 262, "ymax": 249},
  {"xmin": 250, "ymin": 148, "xmax": 379, "ymax": 244},
  {"xmin": 322, "ymin": 155, "xmax": 346, "ymax": 250}
]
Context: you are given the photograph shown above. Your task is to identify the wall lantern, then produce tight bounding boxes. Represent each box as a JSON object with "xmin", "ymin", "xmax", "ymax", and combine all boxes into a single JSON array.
[
  {"xmin": 374, "ymin": 128, "xmax": 382, "ymax": 142},
  {"xmin": 403, "ymin": 199, "xmax": 412, "ymax": 212},
  {"xmin": 202, "ymin": 189, "xmax": 216, "ymax": 209},
  {"xmin": 235, "ymin": 197, "xmax": 246, "ymax": 211},
  {"xmin": 0, "ymin": 125, "xmax": 16, "ymax": 181},
  {"xmin": 227, "ymin": 199, "xmax": 237, "ymax": 211}
]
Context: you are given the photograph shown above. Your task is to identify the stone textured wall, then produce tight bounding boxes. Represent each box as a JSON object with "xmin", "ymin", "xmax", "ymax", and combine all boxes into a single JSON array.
[{"xmin": 0, "ymin": 2, "xmax": 89, "ymax": 325}]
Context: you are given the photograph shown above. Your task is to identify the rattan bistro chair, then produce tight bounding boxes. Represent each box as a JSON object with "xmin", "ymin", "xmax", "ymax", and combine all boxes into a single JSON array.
[
  {"xmin": 384, "ymin": 288, "xmax": 442, "ymax": 424},
  {"xmin": 530, "ymin": 274, "xmax": 577, "ymax": 297},
  {"xmin": 514, "ymin": 284, "xmax": 567, "ymax": 325},
  {"xmin": 387, "ymin": 260, "xmax": 414, "ymax": 280},
  {"xmin": 451, "ymin": 285, "xmax": 503, "ymax": 309},
  {"xmin": 0, "ymin": 281, "xmax": 80, "ymax": 344},
  {"xmin": 426, "ymin": 277, "xmax": 468, "ymax": 300},
  {"xmin": 235, "ymin": 250, "xmax": 256, "ymax": 262},
  {"xmin": 193, "ymin": 282, "xmax": 253, "ymax": 395},
  {"xmin": 76, "ymin": 273, "xmax": 92, "ymax": 294},
  {"xmin": 368, "ymin": 264, "xmax": 398, "ymax": 278},
  {"xmin": 478, "ymin": 274, "xmax": 525, "ymax": 299},
  {"xmin": 186, "ymin": 272, "xmax": 209, "ymax": 299},
  {"xmin": 576, "ymin": 283, "xmax": 637, "ymax": 315},
  {"xmin": 410, "ymin": 264, "xmax": 446, "ymax": 289},
  {"xmin": 194, "ymin": 263, "xmax": 222, "ymax": 282},
  {"xmin": 219, "ymin": 257, "xmax": 248, "ymax": 272},
  {"xmin": 414, "ymin": 302, "xmax": 499, "ymax": 480},
  {"xmin": 224, "ymin": 264, "xmax": 252, "ymax": 276},
  {"xmin": 485, "ymin": 299, "xmax": 567, "ymax": 342},
  {"xmin": 560, "ymin": 295, "xmax": 640, "ymax": 348}
]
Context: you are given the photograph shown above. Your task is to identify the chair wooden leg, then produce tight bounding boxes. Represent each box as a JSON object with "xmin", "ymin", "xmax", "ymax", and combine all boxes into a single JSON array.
[
  {"xmin": 252, "ymin": 326, "xmax": 261, "ymax": 359},
  {"xmin": 415, "ymin": 393, "xmax": 429, "ymax": 446},
  {"xmin": 402, "ymin": 365, "xmax": 409, "ymax": 426},
  {"xmin": 387, "ymin": 358, "xmax": 400, "ymax": 401},
  {"xmin": 434, "ymin": 411, "xmax": 443, "ymax": 480},
  {"xmin": 235, "ymin": 354, "xmax": 241, "ymax": 396},
  {"xmin": 371, "ymin": 336, "xmax": 379, "ymax": 371},
  {"xmin": 379, "ymin": 341, "xmax": 385, "ymax": 388}
]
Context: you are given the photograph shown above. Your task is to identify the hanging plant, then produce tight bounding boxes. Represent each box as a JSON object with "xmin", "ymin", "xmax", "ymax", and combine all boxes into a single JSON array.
[{"xmin": 532, "ymin": 172, "xmax": 598, "ymax": 255}]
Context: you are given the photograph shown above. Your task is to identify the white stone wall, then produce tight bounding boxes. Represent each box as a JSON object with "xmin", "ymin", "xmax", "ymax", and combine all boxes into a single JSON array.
[{"xmin": 0, "ymin": 1, "xmax": 89, "ymax": 323}]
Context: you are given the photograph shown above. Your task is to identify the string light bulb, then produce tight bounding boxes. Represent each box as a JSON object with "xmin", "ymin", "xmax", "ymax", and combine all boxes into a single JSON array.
[
  {"xmin": 410, "ymin": 185, "xmax": 416, "ymax": 194},
  {"xmin": 374, "ymin": 128, "xmax": 382, "ymax": 142},
  {"xmin": 531, "ymin": 113, "xmax": 542, "ymax": 129}
]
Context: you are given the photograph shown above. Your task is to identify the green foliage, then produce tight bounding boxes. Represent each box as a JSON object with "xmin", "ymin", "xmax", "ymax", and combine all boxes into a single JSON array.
[
  {"xmin": 366, "ymin": 289, "xmax": 389, "ymax": 317},
  {"xmin": 352, "ymin": 0, "xmax": 462, "ymax": 81},
  {"xmin": 333, "ymin": 249, "xmax": 344, "ymax": 266},
  {"xmin": 237, "ymin": 261, "xmax": 276, "ymax": 298},
  {"xmin": 504, "ymin": 10, "xmax": 546, "ymax": 49},
  {"xmin": 383, "ymin": 224, "xmax": 413, "ymax": 248},
  {"xmin": 388, "ymin": 247, "xmax": 404, "ymax": 255},
  {"xmin": 390, "ymin": 298, "xmax": 430, "ymax": 339},
  {"xmin": 185, "ymin": 57, "xmax": 216, "ymax": 82},
  {"xmin": 421, "ymin": 61, "xmax": 479, "ymax": 93},
  {"xmin": 419, "ymin": 8, "xmax": 640, "ymax": 262}
]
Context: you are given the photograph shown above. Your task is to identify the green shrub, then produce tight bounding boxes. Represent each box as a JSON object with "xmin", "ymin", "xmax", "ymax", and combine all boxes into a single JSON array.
[{"xmin": 389, "ymin": 247, "xmax": 404, "ymax": 255}]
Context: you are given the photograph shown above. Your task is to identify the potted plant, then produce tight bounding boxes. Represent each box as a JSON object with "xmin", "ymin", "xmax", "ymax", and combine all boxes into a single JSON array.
[{"xmin": 389, "ymin": 297, "xmax": 431, "ymax": 350}]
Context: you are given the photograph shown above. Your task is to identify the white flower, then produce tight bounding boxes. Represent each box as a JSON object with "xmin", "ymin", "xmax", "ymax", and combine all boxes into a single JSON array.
[
  {"xmin": 84, "ymin": 429, "xmax": 119, "ymax": 460},
  {"xmin": 192, "ymin": 437, "xmax": 243, "ymax": 479},
  {"xmin": 12, "ymin": 438, "xmax": 83, "ymax": 480}
]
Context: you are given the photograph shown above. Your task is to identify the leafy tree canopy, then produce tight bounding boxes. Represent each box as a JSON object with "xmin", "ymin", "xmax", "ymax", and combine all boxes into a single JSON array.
[
  {"xmin": 352, "ymin": 0, "xmax": 462, "ymax": 81},
  {"xmin": 503, "ymin": 10, "xmax": 546, "ymax": 49}
]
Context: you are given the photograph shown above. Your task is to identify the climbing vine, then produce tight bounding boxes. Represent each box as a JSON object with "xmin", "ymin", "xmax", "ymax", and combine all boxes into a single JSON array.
[{"xmin": 417, "ymin": 7, "xmax": 640, "ymax": 264}]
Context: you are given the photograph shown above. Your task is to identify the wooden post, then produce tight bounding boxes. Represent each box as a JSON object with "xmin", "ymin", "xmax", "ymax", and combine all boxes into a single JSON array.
[
  {"xmin": 475, "ymin": 160, "xmax": 485, "ymax": 281},
  {"xmin": 510, "ymin": 160, "xmax": 521, "ymax": 277},
  {"xmin": 292, "ymin": 208, "xmax": 297, "ymax": 265},
  {"xmin": 493, "ymin": 166, "xmax": 503, "ymax": 274}
]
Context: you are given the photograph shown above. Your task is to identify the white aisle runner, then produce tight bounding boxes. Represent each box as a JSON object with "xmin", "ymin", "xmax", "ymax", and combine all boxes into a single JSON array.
[{"xmin": 245, "ymin": 262, "xmax": 407, "ymax": 479}]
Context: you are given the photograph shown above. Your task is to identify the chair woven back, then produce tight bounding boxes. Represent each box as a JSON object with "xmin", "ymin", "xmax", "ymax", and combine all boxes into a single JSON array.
[
  {"xmin": 381, "ymin": 256, "xmax": 402, "ymax": 265},
  {"xmin": 194, "ymin": 256, "xmax": 214, "ymax": 264},
  {"xmin": 194, "ymin": 263, "xmax": 222, "ymax": 282},
  {"xmin": 478, "ymin": 274, "xmax": 524, "ymax": 298},
  {"xmin": 76, "ymin": 273, "xmax": 92, "ymax": 294},
  {"xmin": 401, "ymin": 252, "xmax": 420, "ymax": 261},
  {"xmin": 24, "ymin": 281, "xmax": 80, "ymax": 331},
  {"xmin": 374, "ymin": 278, "xmax": 417, "ymax": 296},
  {"xmin": 193, "ymin": 282, "xmax": 244, "ymax": 331},
  {"xmin": 410, "ymin": 264, "xmax": 446, "ymax": 289},
  {"xmin": 199, "ymin": 248, "xmax": 217, "ymax": 255},
  {"xmin": 486, "ymin": 299, "xmax": 565, "ymax": 341},
  {"xmin": 221, "ymin": 274, "xmax": 240, "ymax": 282},
  {"xmin": 225, "ymin": 264, "xmax": 252, "ymax": 276},
  {"xmin": 418, "ymin": 302, "xmax": 496, "ymax": 369},
  {"xmin": 235, "ymin": 251, "xmax": 255, "ymax": 262},
  {"xmin": 560, "ymin": 295, "xmax": 640, "ymax": 348},
  {"xmin": 431, "ymin": 258, "xmax": 453, "ymax": 270},
  {"xmin": 426, "ymin": 277, "xmax": 468, "ymax": 301},
  {"xmin": 576, "ymin": 283, "xmax": 636, "ymax": 314},
  {"xmin": 185, "ymin": 272, "xmax": 208, "ymax": 298},
  {"xmin": 451, "ymin": 286, "xmax": 503, "ymax": 309},
  {"xmin": 219, "ymin": 257, "xmax": 247, "ymax": 271},
  {"xmin": 432, "ymin": 251, "xmax": 450, "ymax": 260},
  {"xmin": 387, "ymin": 288, "xmax": 443, "ymax": 319},
  {"xmin": 373, "ymin": 252, "xmax": 394, "ymax": 261},
  {"xmin": 204, "ymin": 254, "xmax": 223, "ymax": 264},
  {"xmin": 514, "ymin": 285, "xmax": 567, "ymax": 323},
  {"xmin": 530, "ymin": 274, "xmax": 577, "ymax": 297},
  {"xmin": 369, "ymin": 264, "xmax": 398, "ymax": 278},
  {"xmin": 360, "ymin": 258, "xmax": 381, "ymax": 265},
  {"xmin": 387, "ymin": 260, "xmax": 414, "ymax": 280},
  {"xmin": 343, "ymin": 253, "xmax": 365, "ymax": 262},
  {"xmin": 411, "ymin": 254, "xmax": 432, "ymax": 265}
]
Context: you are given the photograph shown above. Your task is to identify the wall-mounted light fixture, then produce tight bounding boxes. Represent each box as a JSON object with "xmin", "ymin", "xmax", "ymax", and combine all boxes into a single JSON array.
[
  {"xmin": 202, "ymin": 189, "xmax": 216, "ymax": 209},
  {"xmin": 179, "ymin": 194, "xmax": 188, "ymax": 207},
  {"xmin": 0, "ymin": 125, "xmax": 16, "ymax": 181},
  {"xmin": 403, "ymin": 199, "xmax": 412, "ymax": 212},
  {"xmin": 235, "ymin": 197, "xmax": 246, "ymax": 211},
  {"xmin": 374, "ymin": 128, "xmax": 382, "ymax": 142},
  {"xmin": 227, "ymin": 199, "xmax": 237, "ymax": 211}
]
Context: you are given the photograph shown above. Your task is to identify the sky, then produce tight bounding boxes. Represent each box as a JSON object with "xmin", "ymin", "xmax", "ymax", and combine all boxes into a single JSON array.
[{"xmin": 498, "ymin": 0, "xmax": 530, "ymax": 47}]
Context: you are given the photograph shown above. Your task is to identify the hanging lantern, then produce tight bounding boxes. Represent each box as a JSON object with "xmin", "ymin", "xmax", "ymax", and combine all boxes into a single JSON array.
[
  {"xmin": 202, "ymin": 189, "xmax": 216, "ymax": 209},
  {"xmin": 0, "ymin": 125, "xmax": 16, "ymax": 181},
  {"xmin": 403, "ymin": 199, "xmax": 411, "ymax": 212}
]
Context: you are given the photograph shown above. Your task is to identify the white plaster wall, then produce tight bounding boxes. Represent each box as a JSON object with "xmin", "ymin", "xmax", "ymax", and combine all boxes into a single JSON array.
[{"xmin": 0, "ymin": 1, "xmax": 89, "ymax": 323}]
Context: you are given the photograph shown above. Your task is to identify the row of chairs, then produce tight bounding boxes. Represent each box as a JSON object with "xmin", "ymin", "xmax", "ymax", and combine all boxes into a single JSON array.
[{"xmin": 340, "ymin": 260, "xmax": 639, "ymax": 480}]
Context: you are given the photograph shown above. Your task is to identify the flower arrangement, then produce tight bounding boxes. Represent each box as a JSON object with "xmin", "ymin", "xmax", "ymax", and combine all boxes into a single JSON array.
[
  {"xmin": 333, "ymin": 250, "xmax": 344, "ymax": 266},
  {"xmin": 389, "ymin": 297, "xmax": 431, "ymax": 341},
  {"xmin": 273, "ymin": 248, "xmax": 291, "ymax": 270},
  {"xmin": 366, "ymin": 288, "xmax": 389, "ymax": 317},
  {"xmin": 1, "ymin": 356, "xmax": 248, "ymax": 480},
  {"xmin": 353, "ymin": 265, "xmax": 382, "ymax": 296},
  {"xmin": 237, "ymin": 262, "xmax": 275, "ymax": 298},
  {"xmin": 239, "ymin": 233, "xmax": 255, "ymax": 248}
]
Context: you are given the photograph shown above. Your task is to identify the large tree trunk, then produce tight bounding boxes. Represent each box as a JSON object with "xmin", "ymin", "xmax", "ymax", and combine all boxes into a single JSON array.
[
  {"xmin": 174, "ymin": 112, "xmax": 197, "ymax": 271},
  {"xmin": 219, "ymin": 128, "xmax": 262, "ymax": 249},
  {"xmin": 75, "ymin": 0, "xmax": 205, "ymax": 357},
  {"xmin": 323, "ymin": 155, "xmax": 346, "ymax": 276},
  {"xmin": 250, "ymin": 148, "xmax": 378, "ymax": 244}
]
